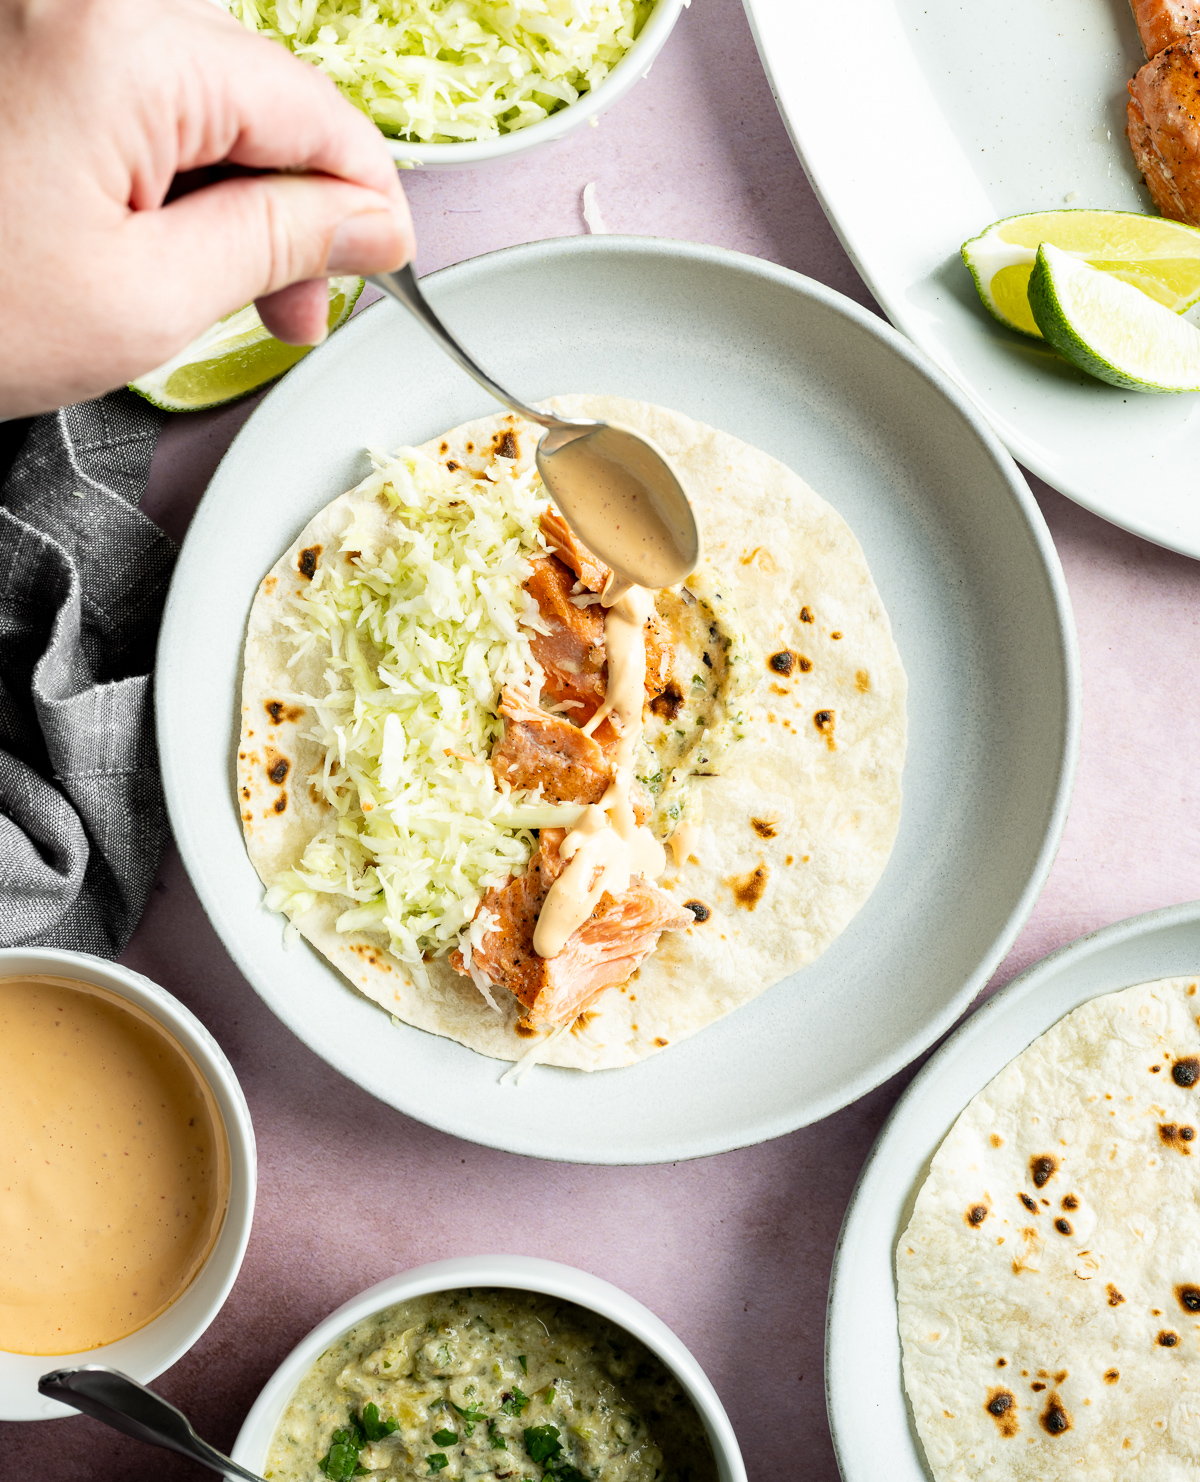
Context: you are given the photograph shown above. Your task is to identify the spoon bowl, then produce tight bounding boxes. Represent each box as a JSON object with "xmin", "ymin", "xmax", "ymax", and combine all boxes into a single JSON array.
[{"xmin": 369, "ymin": 265, "xmax": 700, "ymax": 590}]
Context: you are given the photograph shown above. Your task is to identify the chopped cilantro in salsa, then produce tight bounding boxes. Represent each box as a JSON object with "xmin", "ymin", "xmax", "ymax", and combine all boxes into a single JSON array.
[
  {"xmin": 431, "ymin": 1429, "xmax": 458, "ymax": 1447},
  {"xmin": 426, "ymin": 1454, "xmax": 448, "ymax": 1474},
  {"xmin": 500, "ymin": 1386, "xmax": 530, "ymax": 1416}
]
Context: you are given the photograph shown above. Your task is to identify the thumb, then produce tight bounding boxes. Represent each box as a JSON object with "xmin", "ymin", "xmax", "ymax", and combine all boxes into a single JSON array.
[{"xmin": 126, "ymin": 171, "xmax": 413, "ymax": 351}]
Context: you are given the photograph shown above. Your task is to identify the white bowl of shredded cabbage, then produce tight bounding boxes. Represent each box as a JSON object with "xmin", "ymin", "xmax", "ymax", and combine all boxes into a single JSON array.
[{"xmin": 229, "ymin": 0, "xmax": 687, "ymax": 167}]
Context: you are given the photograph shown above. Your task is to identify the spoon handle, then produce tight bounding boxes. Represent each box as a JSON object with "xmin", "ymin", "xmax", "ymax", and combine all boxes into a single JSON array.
[
  {"xmin": 38, "ymin": 1366, "xmax": 265, "ymax": 1482},
  {"xmin": 370, "ymin": 264, "xmax": 555, "ymax": 429}
]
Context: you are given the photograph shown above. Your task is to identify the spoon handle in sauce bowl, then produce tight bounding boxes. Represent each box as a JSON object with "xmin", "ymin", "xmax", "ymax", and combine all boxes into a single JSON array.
[{"xmin": 38, "ymin": 1367, "xmax": 266, "ymax": 1482}]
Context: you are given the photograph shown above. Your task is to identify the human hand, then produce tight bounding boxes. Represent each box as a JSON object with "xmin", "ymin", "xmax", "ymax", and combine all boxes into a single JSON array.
[{"xmin": 0, "ymin": 0, "xmax": 414, "ymax": 418}]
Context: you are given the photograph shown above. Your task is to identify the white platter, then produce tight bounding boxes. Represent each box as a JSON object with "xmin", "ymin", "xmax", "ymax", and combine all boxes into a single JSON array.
[
  {"xmin": 744, "ymin": 0, "xmax": 1200, "ymax": 558},
  {"xmin": 826, "ymin": 901, "xmax": 1200, "ymax": 1480},
  {"xmin": 156, "ymin": 235, "xmax": 1077, "ymax": 1164}
]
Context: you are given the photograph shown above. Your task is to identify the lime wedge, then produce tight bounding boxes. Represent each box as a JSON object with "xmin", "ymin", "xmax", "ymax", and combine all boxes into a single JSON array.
[
  {"xmin": 962, "ymin": 210, "xmax": 1200, "ymax": 338},
  {"xmin": 129, "ymin": 277, "xmax": 363, "ymax": 411},
  {"xmin": 1028, "ymin": 242, "xmax": 1200, "ymax": 391}
]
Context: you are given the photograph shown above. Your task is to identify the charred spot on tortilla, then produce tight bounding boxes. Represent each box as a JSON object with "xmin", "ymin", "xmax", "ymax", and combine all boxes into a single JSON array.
[
  {"xmin": 856, "ymin": 669, "xmax": 871, "ymax": 692},
  {"xmin": 263, "ymin": 575, "xmax": 277, "ymax": 594},
  {"xmin": 1107, "ymin": 1283, "xmax": 1126, "ymax": 1306},
  {"xmin": 1018, "ymin": 1191, "xmax": 1036, "ymax": 1212},
  {"xmin": 1104, "ymin": 1368, "xmax": 1119, "ymax": 1383},
  {"xmin": 728, "ymin": 863, "xmax": 768, "ymax": 910},
  {"xmin": 814, "ymin": 710, "xmax": 836, "ymax": 748},
  {"xmin": 439, "ymin": 441, "xmax": 449, "ymax": 454},
  {"xmin": 966, "ymin": 1203, "xmax": 989, "ymax": 1227},
  {"xmin": 683, "ymin": 899, "xmax": 711, "ymax": 922},
  {"xmin": 1178, "ymin": 1285, "xmax": 1200, "ymax": 1312},
  {"xmin": 1040, "ymin": 1396, "xmax": 1071, "ymax": 1435},
  {"xmin": 1030, "ymin": 1154, "xmax": 1059, "ymax": 1188},
  {"xmin": 800, "ymin": 606, "xmax": 814, "ymax": 623},
  {"xmin": 649, "ymin": 682, "xmax": 684, "ymax": 719},
  {"xmin": 493, "ymin": 428, "xmax": 519, "ymax": 460},
  {"xmin": 830, "ymin": 630, "xmax": 843, "ymax": 640},
  {"xmin": 1054, "ymin": 1218, "xmax": 1072, "ymax": 1235},
  {"xmin": 654, "ymin": 1036, "xmax": 669, "ymax": 1047},
  {"xmin": 769, "ymin": 650, "xmax": 796, "ymax": 676},
  {"xmin": 1158, "ymin": 1330, "xmax": 1180, "ymax": 1347},
  {"xmin": 996, "ymin": 1357, "xmax": 1007, "ymax": 1367},
  {"xmin": 297, "ymin": 544, "xmax": 322, "ymax": 580},
  {"xmin": 1174, "ymin": 1056, "xmax": 1200, "ymax": 1086},
  {"xmin": 265, "ymin": 699, "xmax": 303, "ymax": 725},
  {"xmin": 1160, "ymin": 1122, "xmax": 1192, "ymax": 1151},
  {"xmin": 266, "ymin": 749, "xmax": 290, "ymax": 786},
  {"xmin": 272, "ymin": 792, "xmax": 287, "ymax": 814},
  {"xmin": 445, "ymin": 460, "xmax": 460, "ymax": 472},
  {"xmin": 985, "ymin": 1388, "xmax": 1018, "ymax": 1437},
  {"xmin": 750, "ymin": 818, "xmax": 777, "ymax": 839}
]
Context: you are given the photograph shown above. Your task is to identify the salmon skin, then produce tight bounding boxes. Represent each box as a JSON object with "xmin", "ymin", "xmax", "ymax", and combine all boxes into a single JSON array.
[
  {"xmin": 453, "ymin": 831, "xmax": 694, "ymax": 1030},
  {"xmin": 1130, "ymin": 0, "xmax": 1200, "ymax": 56},
  {"xmin": 1129, "ymin": 36, "xmax": 1200, "ymax": 225}
]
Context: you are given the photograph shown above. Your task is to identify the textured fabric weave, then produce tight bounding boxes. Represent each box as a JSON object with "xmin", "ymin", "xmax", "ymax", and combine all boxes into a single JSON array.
[{"xmin": 0, "ymin": 392, "xmax": 175, "ymax": 956}]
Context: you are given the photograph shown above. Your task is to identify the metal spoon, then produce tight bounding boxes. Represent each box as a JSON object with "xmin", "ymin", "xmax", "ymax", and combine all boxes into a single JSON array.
[
  {"xmin": 369, "ymin": 265, "xmax": 700, "ymax": 594},
  {"xmin": 38, "ymin": 1366, "xmax": 265, "ymax": 1482}
]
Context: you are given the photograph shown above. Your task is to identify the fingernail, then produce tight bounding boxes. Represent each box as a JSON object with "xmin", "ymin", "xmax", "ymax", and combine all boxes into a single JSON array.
[{"xmin": 326, "ymin": 210, "xmax": 406, "ymax": 274}]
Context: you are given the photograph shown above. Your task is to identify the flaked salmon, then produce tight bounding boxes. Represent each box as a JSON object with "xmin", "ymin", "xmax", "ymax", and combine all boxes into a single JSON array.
[
  {"xmin": 454, "ymin": 830, "xmax": 693, "ymax": 1028},
  {"xmin": 525, "ymin": 554, "xmax": 674, "ymax": 722},
  {"xmin": 1129, "ymin": 37, "xmax": 1200, "ymax": 225},
  {"xmin": 490, "ymin": 687, "xmax": 612, "ymax": 804},
  {"xmin": 539, "ymin": 507, "xmax": 611, "ymax": 593},
  {"xmin": 1131, "ymin": 0, "xmax": 1200, "ymax": 57}
]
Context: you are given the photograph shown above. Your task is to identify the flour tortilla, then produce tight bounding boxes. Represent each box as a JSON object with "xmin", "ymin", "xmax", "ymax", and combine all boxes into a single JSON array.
[
  {"xmin": 238, "ymin": 396, "xmax": 907, "ymax": 1070},
  {"xmin": 898, "ymin": 975, "xmax": 1200, "ymax": 1481}
]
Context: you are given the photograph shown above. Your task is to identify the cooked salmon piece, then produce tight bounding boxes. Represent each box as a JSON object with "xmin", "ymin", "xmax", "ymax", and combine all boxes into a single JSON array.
[
  {"xmin": 1131, "ymin": 0, "xmax": 1200, "ymax": 57},
  {"xmin": 525, "ymin": 555, "xmax": 608, "ymax": 717},
  {"xmin": 452, "ymin": 830, "xmax": 693, "ymax": 1027},
  {"xmin": 490, "ymin": 687, "xmax": 612, "ymax": 804},
  {"xmin": 525, "ymin": 555, "xmax": 675, "ymax": 721},
  {"xmin": 1128, "ymin": 37, "xmax": 1200, "ymax": 225},
  {"xmin": 539, "ymin": 508, "xmax": 611, "ymax": 593}
]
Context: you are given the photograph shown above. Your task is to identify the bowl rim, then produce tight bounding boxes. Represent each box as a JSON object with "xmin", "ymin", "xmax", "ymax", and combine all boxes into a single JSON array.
[
  {"xmin": 383, "ymin": 0, "xmax": 686, "ymax": 167},
  {"xmin": 231, "ymin": 1254, "xmax": 746, "ymax": 1481},
  {"xmin": 0, "ymin": 946, "xmax": 257, "ymax": 1422}
]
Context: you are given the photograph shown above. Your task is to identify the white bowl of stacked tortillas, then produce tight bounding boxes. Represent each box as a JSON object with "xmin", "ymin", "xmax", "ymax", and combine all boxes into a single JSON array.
[{"xmin": 828, "ymin": 900, "xmax": 1200, "ymax": 1482}]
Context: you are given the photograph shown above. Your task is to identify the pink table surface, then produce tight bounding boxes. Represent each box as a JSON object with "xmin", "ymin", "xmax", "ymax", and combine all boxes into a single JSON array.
[{"xmin": 12, "ymin": 1, "xmax": 1200, "ymax": 1477}]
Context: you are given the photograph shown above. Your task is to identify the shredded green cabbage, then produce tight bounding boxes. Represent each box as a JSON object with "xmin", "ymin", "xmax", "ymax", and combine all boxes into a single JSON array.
[
  {"xmin": 264, "ymin": 445, "xmax": 581, "ymax": 986},
  {"xmin": 228, "ymin": 0, "xmax": 655, "ymax": 143}
]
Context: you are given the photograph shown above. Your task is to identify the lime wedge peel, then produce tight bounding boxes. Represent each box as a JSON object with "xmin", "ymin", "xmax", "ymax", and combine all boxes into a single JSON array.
[
  {"xmin": 962, "ymin": 209, "xmax": 1200, "ymax": 339},
  {"xmin": 130, "ymin": 277, "xmax": 363, "ymax": 412},
  {"xmin": 1028, "ymin": 242, "xmax": 1200, "ymax": 393}
]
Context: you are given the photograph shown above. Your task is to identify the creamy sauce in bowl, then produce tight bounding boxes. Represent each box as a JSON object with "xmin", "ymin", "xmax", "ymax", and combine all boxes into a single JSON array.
[
  {"xmin": 0, "ymin": 974, "xmax": 230, "ymax": 1355},
  {"xmin": 265, "ymin": 1288, "xmax": 716, "ymax": 1482}
]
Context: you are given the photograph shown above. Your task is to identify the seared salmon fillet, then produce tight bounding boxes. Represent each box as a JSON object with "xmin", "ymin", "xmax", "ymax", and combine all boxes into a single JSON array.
[
  {"xmin": 539, "ymin": 508, "xmax": 611, "ymax": 593},
  {"xmin": 454, "ymin": 830, "xmax": 693, "ymax": 1028},
  {"xmin": 1130, "ymin": 0, "xmax": 1200, "ymax": 57},
  {"xmin": 1129, "ymin": 37, "xmax": 1200, "ymax": 224},
  {"xmin": 525, "ymin": 555, "xmax": 608, "ymax": 717},
  {"xmin": 525, "ymin": 554, "xmax": 674, "ymax": 721},
  {"xmin": 490, "ymin": 687, "xmax": 612, "ymax": 804}
]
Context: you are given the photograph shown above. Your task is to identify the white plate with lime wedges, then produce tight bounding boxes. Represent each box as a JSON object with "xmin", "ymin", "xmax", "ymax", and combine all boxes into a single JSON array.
[
  {"xmin": 157, "ymin": 235, "xmax": 1077, "ymax": 1163},
  {"xmin": 745, "ymin": 0, "xmax": 1200, "ymax": 558}
]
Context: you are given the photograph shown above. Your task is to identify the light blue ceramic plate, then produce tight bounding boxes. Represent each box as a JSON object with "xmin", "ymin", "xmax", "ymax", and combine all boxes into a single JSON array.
[
  {"xmin": 827, "ymin": 902, "xmax": 1200, "ymax": 1480},
  {"xmin": 156, "ymin": 236, "xmax": 1078, "ymax": 1163}
]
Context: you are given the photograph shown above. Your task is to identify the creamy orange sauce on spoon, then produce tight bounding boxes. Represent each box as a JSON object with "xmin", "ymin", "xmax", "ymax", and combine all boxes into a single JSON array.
[{"xmin": 0, "ymin": 974, "xmax": 229, "ymax": 1355}]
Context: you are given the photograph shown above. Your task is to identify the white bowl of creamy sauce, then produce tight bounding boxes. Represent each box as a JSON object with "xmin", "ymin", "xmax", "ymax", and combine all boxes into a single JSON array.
[
  {"xmin": 0, "ymin": 948, "xmax": 256, "ymax": 1421},
  {"xmin": 234, "ymin": 1258, "xmax": 746, "ymax": 1482}
]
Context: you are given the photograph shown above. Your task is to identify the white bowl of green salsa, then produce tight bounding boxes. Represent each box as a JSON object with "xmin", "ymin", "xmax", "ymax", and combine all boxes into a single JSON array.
[{"xmin": 233, "ymin": 1255, "xmax": 745, "ymax": 1481}]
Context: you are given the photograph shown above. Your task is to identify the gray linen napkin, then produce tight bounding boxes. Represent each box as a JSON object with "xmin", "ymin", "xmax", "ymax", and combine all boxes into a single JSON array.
[{"xmin": 0, "ymin": 392, "xmax": 176, "ymax": 956}]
